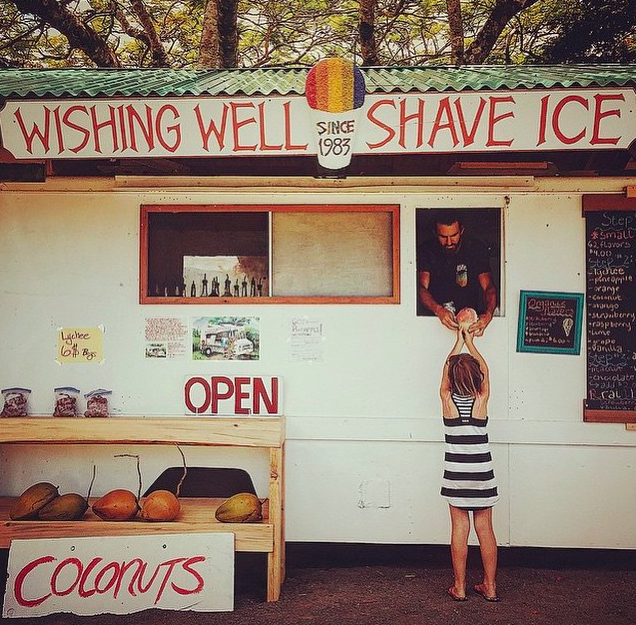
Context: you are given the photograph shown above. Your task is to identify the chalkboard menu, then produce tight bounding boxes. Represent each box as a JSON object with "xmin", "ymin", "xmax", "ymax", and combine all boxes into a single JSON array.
[
  {"xmin": 517, "ymin": 290, "xmax": 583, "ymax": 355},
  {"xmin": 583, "ymin": 195, "xmax": 636, "ymax": 423}
]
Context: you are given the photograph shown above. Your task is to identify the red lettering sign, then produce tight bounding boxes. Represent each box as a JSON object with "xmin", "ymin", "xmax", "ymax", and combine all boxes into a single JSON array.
[{"xmin": 183, "ymin": 375, "xmax": 282, "ymax": 416}]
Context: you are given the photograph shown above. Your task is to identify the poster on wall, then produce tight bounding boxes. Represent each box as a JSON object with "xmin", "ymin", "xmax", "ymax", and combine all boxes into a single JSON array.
[
  {"xmin": 290, "ymin": 318, "xmax": 324, "ymax": 362},
  {"xmin": 192, "ymin": 317, "xmax": 260, "ymax": 361},
  {"xmin": 57, "ymin": 326, "xmax": 104, "ymax": 363},
  {"xmin": 516, "ymin": 291, "xmax": 584, "ymax": 355},
  {"xmin": 183, "ymin": 255, "xmax": 268, "ymax": 298},
  {"xmin": 144, "ymin": 317, "xmax": 189, "ymax": 359}
]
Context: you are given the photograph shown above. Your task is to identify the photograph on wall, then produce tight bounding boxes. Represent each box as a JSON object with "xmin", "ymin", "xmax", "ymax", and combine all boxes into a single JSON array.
[
  {"xmin": 517, "ymin": 290, "xmax": 584, "ymax": 355},
  {"xmin": 184, "ymin": 255, "xmax": 268, "ymax": 298},
  {"xmin": 192, "ymin": 316, "xmax": 260, "ymax": 361},
  {"xmin": 415, "ymin": 208, "xmax": 502, "ymax": 318}
]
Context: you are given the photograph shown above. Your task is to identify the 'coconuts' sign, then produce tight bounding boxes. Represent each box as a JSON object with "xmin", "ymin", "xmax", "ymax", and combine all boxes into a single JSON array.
[{"xmin": 3, "ymin": 533, "xmax": 234, "ymax": 618}]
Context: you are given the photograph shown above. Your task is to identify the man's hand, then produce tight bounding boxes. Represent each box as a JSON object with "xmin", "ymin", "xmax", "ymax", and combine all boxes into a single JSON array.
[
  {"xmin": 436, "ymin": 306, "xmax": 459, "ymax": 330},
  {"xmin": 469, "ymin": 312, "xmax": 493, "ymax": 337}
]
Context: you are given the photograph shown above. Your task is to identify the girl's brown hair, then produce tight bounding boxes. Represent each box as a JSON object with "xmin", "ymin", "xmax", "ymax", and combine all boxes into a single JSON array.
[{"xmin": 448, "ymin": 353, "xmax": 483, "ymax": 397}]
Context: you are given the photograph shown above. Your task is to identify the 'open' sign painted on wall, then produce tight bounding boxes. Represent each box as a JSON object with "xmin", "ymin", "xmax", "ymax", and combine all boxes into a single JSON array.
[{"xmin": 184, "ymin": 376, "xmax": 282, "ymax": 415}]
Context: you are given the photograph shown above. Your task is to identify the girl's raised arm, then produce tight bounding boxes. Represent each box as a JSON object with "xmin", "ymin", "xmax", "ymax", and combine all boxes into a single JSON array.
[
  {"xmin": 463, "ymin": 330, "xmax": 490, "ymax": 398},
  {"xmin": 440, "ymin": 329, "xmax": 465, "ymax": 399}
]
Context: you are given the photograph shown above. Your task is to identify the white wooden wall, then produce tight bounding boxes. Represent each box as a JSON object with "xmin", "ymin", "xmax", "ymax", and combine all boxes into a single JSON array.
[{"xmin": 1, "ymin": 176, "xmax": 634, "ymax": 549}]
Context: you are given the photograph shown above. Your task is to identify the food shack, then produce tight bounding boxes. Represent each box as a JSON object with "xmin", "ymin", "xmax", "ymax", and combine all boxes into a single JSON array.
[{"xmin": 1, "ymin": 62, "xmax": 635, "ymax": 611}]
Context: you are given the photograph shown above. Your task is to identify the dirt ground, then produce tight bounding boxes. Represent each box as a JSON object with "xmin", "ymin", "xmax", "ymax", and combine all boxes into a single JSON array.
[{"xmin": 2, "ymin": 545, "xmax": 635, "ymax": 625}]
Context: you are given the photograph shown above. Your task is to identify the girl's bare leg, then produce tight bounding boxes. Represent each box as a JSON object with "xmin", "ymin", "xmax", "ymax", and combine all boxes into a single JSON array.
[
  {"xmin": 473, "ymin": 507, "xmax": 498, "ymax": 598},
  {"xmin": 448, "ymin": 505, "xmax": 471, "ymax": 598}
]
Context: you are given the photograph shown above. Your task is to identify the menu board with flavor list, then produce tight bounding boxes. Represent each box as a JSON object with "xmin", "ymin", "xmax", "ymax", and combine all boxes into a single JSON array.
[
  {"xmin": 583, "ymin": 194, "xmax": 636, "ymax": 423},
  {"xmin": 517, "ymin": 291, "xmax": 584, "ymax": 355}
]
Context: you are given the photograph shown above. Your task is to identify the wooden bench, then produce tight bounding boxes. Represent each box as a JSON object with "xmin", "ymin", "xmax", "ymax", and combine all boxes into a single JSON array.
[{"xmin": 0, "ymin": 416, "xmax": 285, "ymax": 601}]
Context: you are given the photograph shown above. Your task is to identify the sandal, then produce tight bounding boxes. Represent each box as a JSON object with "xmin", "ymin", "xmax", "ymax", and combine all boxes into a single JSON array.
[
  {"xmin": 473, "ymin": 584, "xmax": 500, "ymax": 602},
  {"xmin": 447, "ymin": 587, "xmax": 467, "ymax": 602}
]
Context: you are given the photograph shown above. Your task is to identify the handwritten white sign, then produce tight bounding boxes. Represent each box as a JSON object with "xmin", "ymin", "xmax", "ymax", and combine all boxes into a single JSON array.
[{"xmin": 3, "ymin": 533, "xmax": 234, "ymax": 618}]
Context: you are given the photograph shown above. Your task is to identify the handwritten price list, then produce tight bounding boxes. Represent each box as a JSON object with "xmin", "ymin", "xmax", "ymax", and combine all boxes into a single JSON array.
[
  {"xmin": 585, "ymin": 210, "xmax": 636, "ymax": 415},
  {"xmin": 522, "ymin": 296, "xmax": 579, "ymax": 351},
  {"xmin": 57, "ymin": 327, "xmax": 103, "ymax": 364}
]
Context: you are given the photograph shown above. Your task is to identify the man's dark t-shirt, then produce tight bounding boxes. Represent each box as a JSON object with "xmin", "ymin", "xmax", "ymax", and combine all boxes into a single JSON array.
[{"xmin": 417, "ymin": 235, "xmax": 493, "ymax": 316}]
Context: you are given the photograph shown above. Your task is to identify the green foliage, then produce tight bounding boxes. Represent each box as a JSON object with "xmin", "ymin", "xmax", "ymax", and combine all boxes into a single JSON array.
[
  {"xmin": 1, "ymin": 0, "xmax": 634, "ymax": 68},
  {"xmin": 536, "ymin": 0, "xmax": 636, "ymax": 62}
]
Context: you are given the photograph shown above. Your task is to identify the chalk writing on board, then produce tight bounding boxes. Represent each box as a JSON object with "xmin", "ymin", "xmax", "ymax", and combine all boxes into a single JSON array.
[
  {"xmin": 585, "ymin": 209, "xmax": 636, "ymax": 416},
  {"xmin": 516, "ymin": 291, "xmax": 583, "ymax": 355}
]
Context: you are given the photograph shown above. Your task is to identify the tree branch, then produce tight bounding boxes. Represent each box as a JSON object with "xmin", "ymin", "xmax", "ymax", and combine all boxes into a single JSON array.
[
  {"xmin": 11, "ymin": 0, "xmax": 120, "ymax": 66},
  {"xmin": 129, "ymin": 0, "xmax": 170, "ymax": 67},
  {"xmin": 464, "ymin": 0, "xmax": 540, "ymax": 64}
]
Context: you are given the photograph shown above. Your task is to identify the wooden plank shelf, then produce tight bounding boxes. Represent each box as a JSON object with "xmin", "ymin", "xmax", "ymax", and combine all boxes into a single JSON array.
[
  {"xmin": 0, "ymin": 416, "xmax": 284, "ymax": 447},
  {"xmin": 0, "ymin": 497, "xmax": 272, "ymax": 551},
  {"xmin": 0, "ymin": 416, "xmax": 285, "ymax": 601}
]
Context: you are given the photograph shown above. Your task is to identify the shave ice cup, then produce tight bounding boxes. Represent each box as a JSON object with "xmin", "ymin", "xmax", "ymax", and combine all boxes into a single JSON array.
[{"xmin": 305, "ymin": 58, "xmax": 366, "ymax": 169}]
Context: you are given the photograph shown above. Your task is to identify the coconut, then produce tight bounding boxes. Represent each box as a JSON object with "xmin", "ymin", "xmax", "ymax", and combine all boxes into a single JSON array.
[
  {"xmin": 139, "ymin": 490, "xmax": 181, "ymax": 522},
  {"xmin": 456, "ymin": 307, "xmax": 478, "ymax": 328}
]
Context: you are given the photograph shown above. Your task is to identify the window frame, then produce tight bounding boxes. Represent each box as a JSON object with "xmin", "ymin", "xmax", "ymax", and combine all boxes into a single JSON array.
[{"xmin": 140, "ymin": 203, "xmax": 400, "ymax": 305}]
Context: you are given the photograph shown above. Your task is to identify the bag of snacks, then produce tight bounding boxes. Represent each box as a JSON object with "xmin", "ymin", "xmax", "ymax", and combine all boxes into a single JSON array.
[
  {"xmin": 84, "ymin": 389, "xmax": 111, "ymax": 418},
  {"xmin": 53, "ymin": 386, "xmax": 80, "ymax": 417},
  {"xmin": 1, "ymin": 387, "xmax": 31, "ymax": 417}
]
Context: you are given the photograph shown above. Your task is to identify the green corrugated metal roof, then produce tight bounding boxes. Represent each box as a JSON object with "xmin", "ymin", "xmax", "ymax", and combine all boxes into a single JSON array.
[{"xmin": 1, "ymin": 65, "xmax": 636, "ymax": 98}]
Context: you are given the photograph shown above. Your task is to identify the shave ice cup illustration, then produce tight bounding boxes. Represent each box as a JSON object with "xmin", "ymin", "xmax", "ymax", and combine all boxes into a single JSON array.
[{"xmin": 305, "ymin": 58, "xmax": 366, "ymax": 169}]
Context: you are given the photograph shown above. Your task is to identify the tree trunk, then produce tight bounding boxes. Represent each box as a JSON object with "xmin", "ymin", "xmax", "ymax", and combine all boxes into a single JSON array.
[
  {"xmin": 12, "ymin": 0, "xmax": 120, "ymax": 67},
  {"xmin": 446, "ymin": 0, "xmax": 464, "ymax": 66},
  {"xmin": 464, "ymin": 0, "xmax": 540, "ymax": 64},
  {"xmin": 129, "ymin": 0, "xmax": 170, "ymax": 67},
  {"xmin": 219, "ymin": 0, "xmax": 239, "ymax": 68},
  {"xmin": 199, "ymin": 0, "xmax": 220, "ymax": 68},
  {"xmin": 359, "ymin": 0, "xmax": 379, "ymax": 66}
]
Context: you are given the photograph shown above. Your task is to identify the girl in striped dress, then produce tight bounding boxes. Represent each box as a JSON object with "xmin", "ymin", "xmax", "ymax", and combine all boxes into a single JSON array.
[{"xmin": 440, "ymin": 326, "xmax": 499, "ymax": 602}]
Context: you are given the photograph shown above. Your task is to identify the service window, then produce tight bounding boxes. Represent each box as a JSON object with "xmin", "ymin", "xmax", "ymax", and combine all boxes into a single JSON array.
[
  {"xmin": 415, "ymin": 207, "xmax": 502, "ymax": 317},
  {"xmin": 140, "ymin": 204, "xmax": 400, "ymax": 304}
]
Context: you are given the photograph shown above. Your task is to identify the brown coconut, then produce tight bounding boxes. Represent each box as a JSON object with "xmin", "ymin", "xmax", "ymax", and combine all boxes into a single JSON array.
[
  {"xmin": 456, "ymin": 307, "xmax": 478, "ymax": 328},
  {"xmin": 10, "ymin": 482, "xmax": 60, "ymax": 520},
  {"xmin": 139, "ymin": 490, "xmax": 181, "ymax": 522},
  {"xmin": 92, "ymin": 489, "xmax": 139, "ymax": 521}
]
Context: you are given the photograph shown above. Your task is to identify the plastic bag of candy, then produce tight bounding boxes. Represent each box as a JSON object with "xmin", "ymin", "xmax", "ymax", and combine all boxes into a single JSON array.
[
  {"xmin": 1, "ymin": 387, "xmax": 31, "ymax": 417},
  {"xmin": 84, "ymin": 389, "xmax": 111, "ymax": 418},
  {"xmin": 53, "ymin": 386, "xmax": 80, "ymax": 417}
]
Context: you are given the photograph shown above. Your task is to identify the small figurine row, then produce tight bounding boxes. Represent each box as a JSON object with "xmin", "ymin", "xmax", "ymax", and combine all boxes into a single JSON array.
[
  {"xmin": 154, "ymin": 274, "xmax": 268, "ymax": 298},
  {"xmin": 0, "ymin": 387, "xmax": 112, "ymax": 418}
]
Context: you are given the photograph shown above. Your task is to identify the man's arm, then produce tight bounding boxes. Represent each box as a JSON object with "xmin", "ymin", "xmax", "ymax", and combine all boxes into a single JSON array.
[
  {"xmin": 469, "ymin": 271, "xmax": 497, "ymax": 336},
  {"xmin": 419, "ymin": 270, "xmax": 458, "ymax": 330}
]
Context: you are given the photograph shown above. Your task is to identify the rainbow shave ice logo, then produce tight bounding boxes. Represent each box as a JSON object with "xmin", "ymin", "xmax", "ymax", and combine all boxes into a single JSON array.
[{"xmin": 305, "ymin": 58, "xmax": 366, "ymax": 169}]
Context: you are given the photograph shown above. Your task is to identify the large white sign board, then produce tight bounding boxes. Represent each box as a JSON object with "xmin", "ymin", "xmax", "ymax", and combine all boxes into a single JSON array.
[
  {"xmin": 1, "ymin": 89, "xmax": 635, "ymax": 165},
  {"xmin": 3, "ymin": 533, "xmax": 234, "ymax": 618}
]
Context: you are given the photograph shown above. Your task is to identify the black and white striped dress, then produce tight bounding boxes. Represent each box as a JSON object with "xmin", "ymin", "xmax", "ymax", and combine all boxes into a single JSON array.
[{"xmin": 441, "ymin": 392, "xmax": 499, "ymax": 510}]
